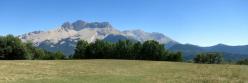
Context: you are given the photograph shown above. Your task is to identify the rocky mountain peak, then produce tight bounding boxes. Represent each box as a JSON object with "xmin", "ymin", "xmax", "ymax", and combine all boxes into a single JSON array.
[
  {"xmin": 61, "ymin": 22, "xmax": 73, "ymax": 29},
  {"xmin": 71, "ymin": 20, "xmax": 87, "ymax": 30},
  {"xmin": 85, "ymin": 22, "xmax": 112, "ymax": 28},
  {"xmin": 20, "ymin": 20, "xmax": 176, "ymax": 55},
  {"xmin": 61, "ymin": 20, "xmax": 113, "ymax": 31}
]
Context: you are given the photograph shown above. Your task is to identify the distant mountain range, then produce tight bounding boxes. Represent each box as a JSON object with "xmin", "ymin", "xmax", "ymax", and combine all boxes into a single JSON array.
[
  {"xmin": 169, "ymin": 44, "xmax": 248, "ymax": 61},
  {"xmin": 19, "ymin": 20, "xmax": 248, "ymax": 60},
  {"xmin": 19, "ymin": 20, "xmax": 177, "ymax": 55}
]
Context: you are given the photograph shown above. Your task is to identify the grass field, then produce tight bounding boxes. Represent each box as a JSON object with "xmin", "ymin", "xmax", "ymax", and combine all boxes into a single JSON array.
[{"xmin": 0, "ymin": 60, "xmax": 247, "ymax": 83}]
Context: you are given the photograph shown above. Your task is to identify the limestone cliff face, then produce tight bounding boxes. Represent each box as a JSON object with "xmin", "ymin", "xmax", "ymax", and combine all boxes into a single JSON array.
[{"xmin": 19, "ymin": 20, "xmax": 177, "ymax": 55}]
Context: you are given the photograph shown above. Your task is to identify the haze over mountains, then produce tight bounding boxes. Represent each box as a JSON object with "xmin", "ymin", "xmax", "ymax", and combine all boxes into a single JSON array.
[{"xmin": 19, "ymin": 20, "xmax": 248, "ymax": 60}]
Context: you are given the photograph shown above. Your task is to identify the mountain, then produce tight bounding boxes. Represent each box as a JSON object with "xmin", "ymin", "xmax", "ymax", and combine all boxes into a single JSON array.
[
  {"xmin": 19, "ymin": 20, "xmax": 248, "ymax": 60},
  {"xmin": 206, "ymin": 44, "xmax": 248, "ymax": 55},
  {"xmin": 169, "ymin": 44, "xmax": 248, "ymax": 61},
  {"xmin": 19, "ymin": 20, "xmax": 177, "ymax": 55}
]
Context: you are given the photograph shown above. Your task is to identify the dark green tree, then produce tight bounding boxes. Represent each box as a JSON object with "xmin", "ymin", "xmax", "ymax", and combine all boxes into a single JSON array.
[
  {"xmin": 24, "ymin": 41, "xmax": 35, "ymax": 59},
  {"xmin": 85, "ymin": 39, "xmax": 112, "ymax": 59},
  {"xmin": 72, "ymin": 39, "xmax": 183, "ymax": 62},
  {"xmin": 102, "ymin": 42, "xmax": 115, "ymax": 59},
  {"xmin": 0, "ymin": 35, "xmax": 27, "ymax": 60},
  {"xmin": 140, "ymin": 40, "xmax": 164, "ymax": 60},
  {"xmin": 114, "ymin": 40, "xmax": 133, "ymax": 59},
  {"xmin": 33, "ymin": 48, "xmax": 46, "ymax": 60},
  {"xmin": 194, "ymin": 53, "xmax": 205, "ymax": 63},
  {"xmin": 167, "ymin": 52, "xmax": 183, "ymax": 62},
  {"xmin": 54, "ymin": 51, "xmax": 65, "ymax": 60},
  {"xmin": 132, "ymin": 42, "xmax": 142, "ymax": 59},
  {"xmin": 237, "ymin": 58, "xmax": 248, "ymax": 65},
  {"xmin": 194, "ymin": 52, "xmax": 223, "ymax": 64},
  {"xmin": 206, "ymin": 53, "xmax": 223, "ymax": 64},
  {"xmin": 73, "ymin": 40, "xmax": 89, "ymax": 59}
]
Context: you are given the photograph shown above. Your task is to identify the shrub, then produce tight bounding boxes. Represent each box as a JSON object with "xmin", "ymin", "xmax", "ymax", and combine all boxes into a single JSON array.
[
  {"xmin": 237, "ymin": 58, "xmax": 248, "ymax": 65},
  {"xmin": 194, "ymin": 52, "xmax": 223, "ymax": 64}
]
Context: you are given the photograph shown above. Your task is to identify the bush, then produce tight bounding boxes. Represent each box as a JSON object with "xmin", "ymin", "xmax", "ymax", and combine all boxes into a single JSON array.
[
  {"xmin": 194, "ymin": 52, "xmax": 223, "ymax": 64},
  {"xmin": 237, "ymin": 59, "xmax": 248, "ymax": 65}
]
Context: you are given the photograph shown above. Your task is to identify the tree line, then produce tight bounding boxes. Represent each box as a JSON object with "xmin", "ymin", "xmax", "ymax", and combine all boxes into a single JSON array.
[
  {"xmin": 0, "ymin": 34, "xmax": 247, "ymax": 65},
  {"xmin": 0, "ymin": 35, "xmax": 65, "ymax": 60},
  {"xmin": 72, "ymin": 39, "xmax": 183, "ymax": 62},
  {"xmin": 0, "ymin": 35, "xmax": 183, "ymax": 61},
  {"xmin": 193, "ymin": 52, "xmax": 248, "ymax": 65}
]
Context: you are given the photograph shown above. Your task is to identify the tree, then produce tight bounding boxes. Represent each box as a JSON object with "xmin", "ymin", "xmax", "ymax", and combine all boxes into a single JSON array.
[
  {"xmin": 73, "ymin": 40, "xmax": 89, "ymax": 59},
  {"xmin": 23, "ymin": 42, "xmax": 53, "ymax": 60},
  {"xmin": 0, "ymin": 35, "xmax": 27, "ymax": 60},
  {"xmin": 194, "ymin": 52, "xmax": 223, "ymax": 64},
  {"xmin": 71, "ymin": 39, "xmax": 184, "ymax": 62},
  {"xmin": 237, "ymin": 58, "xmax": 248, "ymax": 65},
  {"xmin": 132, "ymin": 42, "xmax": 142, "ymax": 59},
  {"xmin": 114, "ymin": 40, "xmax": 133, "ymax": 59},
  {"xmin": 54, "ymin": 51, "xmax": 65, "ymax": 60},
  {"xmin": 92, "ymin": 39, "xmax": 109, "ymax": 59},
  {"xmin": 24, "ymin": 41, "xmax": 35, "ymax": 59},
  {"xmin": 84, "ymin": 39, "xmax": 113, "ymax": 59},
  {"xmin": 33, "ymin": 48, "xmax": 46, "ymax": 60},
  {"xmin": 24, "ymin": 41, "xmax": 47, "ymax": 60},
  {"xmin": 167, "ymin": 52, "xmax": 183, "ymax": 62},
  {"xmin": 206, "ymin": 53, "xmax": 223, "ymax": 64},
  {"xmin": 0, "ymin": 36, "xmax": 5, "ymax": 59},
  {"xmin": 102, "ymin": 41, "xmax": 115, "ymax": 59},
  {"xmin": 194, "ymin": 53, "xmax": 206, "ymax": 63},
  {"xmin": 140, "ymin": 40, "xmax": 165, "ymax": 60}
]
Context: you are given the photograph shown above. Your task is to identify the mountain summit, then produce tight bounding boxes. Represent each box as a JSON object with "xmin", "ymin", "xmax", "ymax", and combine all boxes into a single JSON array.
[
  {"xmin": 19, "ymin": 20, "xmax": 177, "ymax": 55},
  {"xmin": 62, "ymin": 20, "xmax": 113, "ymax": 31}
]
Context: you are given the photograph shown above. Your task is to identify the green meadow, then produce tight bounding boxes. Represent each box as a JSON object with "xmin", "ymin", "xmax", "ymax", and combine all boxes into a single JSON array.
[{"xmin": 0, "ymin": 60, "xmax": 247, "ymax": 83}]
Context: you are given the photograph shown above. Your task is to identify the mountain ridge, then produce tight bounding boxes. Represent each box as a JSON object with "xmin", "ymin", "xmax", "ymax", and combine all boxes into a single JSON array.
[
  {"xmin": 19, "ymin": 20, "xmax": 248, "ymax": 60},
  {"xmin": 169, "ymin": 43, "xmax": 248, "ymax": 60},
  {"xmin": 19, "ymin": 20, "xmax": 177, "ymax": 55}
]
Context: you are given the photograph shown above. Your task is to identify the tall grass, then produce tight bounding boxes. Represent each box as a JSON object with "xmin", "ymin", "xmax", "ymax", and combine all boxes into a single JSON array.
[{"xmin": 0, "ymin": 60, "xmax": 246, "ymax": 83}]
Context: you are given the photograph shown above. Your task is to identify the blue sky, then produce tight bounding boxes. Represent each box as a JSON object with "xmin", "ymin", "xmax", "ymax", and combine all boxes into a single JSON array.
[{"xmin": 0, "ymin": 0, "xmax": 247, "ymax": 46}]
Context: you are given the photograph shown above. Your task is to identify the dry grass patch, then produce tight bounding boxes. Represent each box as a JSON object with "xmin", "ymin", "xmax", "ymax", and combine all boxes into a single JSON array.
[{"xmin": 0, "ymin": 60, "xmax": 246, "ymax": 83}]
